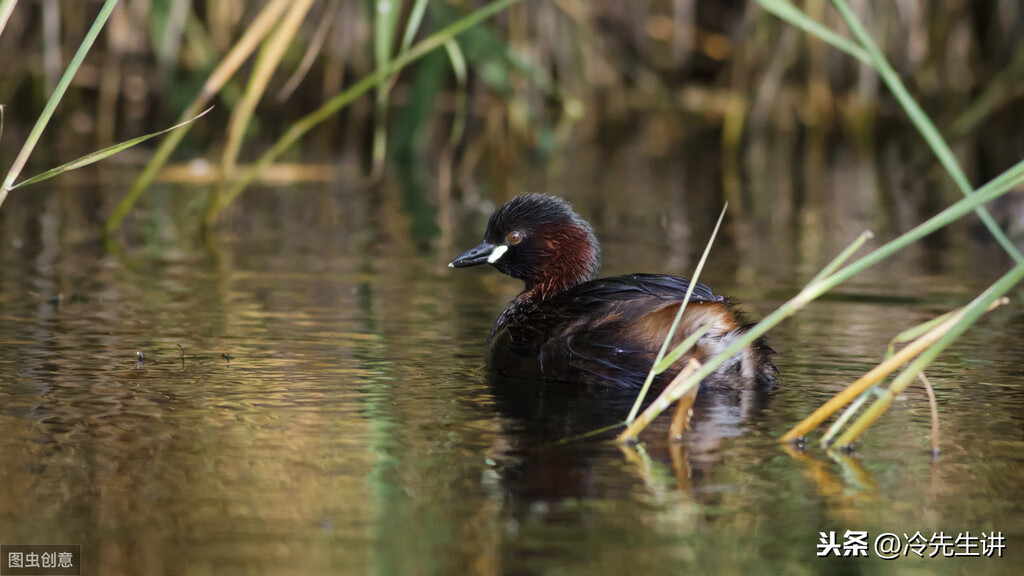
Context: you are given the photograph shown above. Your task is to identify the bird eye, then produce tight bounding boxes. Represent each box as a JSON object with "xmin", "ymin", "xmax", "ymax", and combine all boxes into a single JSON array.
[{"xmin": 506, "ymin": 231, "xmax": 523, "ymax": 245}]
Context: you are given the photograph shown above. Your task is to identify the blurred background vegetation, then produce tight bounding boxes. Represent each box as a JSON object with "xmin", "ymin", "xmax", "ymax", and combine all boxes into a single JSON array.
[{"xmin": 0, "ymin": 0, "xmax": 1022, "ymax": 236}]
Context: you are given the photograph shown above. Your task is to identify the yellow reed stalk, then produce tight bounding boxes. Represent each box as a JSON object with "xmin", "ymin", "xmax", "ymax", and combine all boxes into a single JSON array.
[
  {"xmin": 618, "ymin": 358, "xmax": 702, "ymax": 443},
  {"xmin": 779, "ymin": 306, "xmax": 969, "ymax": 443},
  {"xmin": 106, "ymin": 0, "xmax": 292, "ymax": 233},
  {"xmin": 215, "ymin": 0, "xmax": 315, "ymax": 196}
]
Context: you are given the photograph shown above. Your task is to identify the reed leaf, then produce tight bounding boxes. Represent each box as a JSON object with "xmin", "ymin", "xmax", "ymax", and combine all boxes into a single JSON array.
[
  {"xmin": 12, "ymin": 107, "xmax": 213, "ymax": 189},
  {"xmin": 0, "ymin": 0, "xmax": 119, "ymax": 207},
  {"xmin": 0, "ymin": 0, "xmax": 18, "ymax": 39},
  {"xmin": 819, "ymin": 386, "xmax": 875, "ymax": 447},
  {"xmin": 783, "ymin": 304, "xmax": 970, "ymax": 444},
  {"xmin": 372, "ymin": 0, "xmax": 402, "ymax": 175},
  {"xmin": 949, "ymin": 45, "xmax": 1024, "ymax": 136},
  {"xmin": 809, "ymin": 230, "xmax": 873, "ymax": 285},
  {"xmin": 205, "ymin": 0, "xmax": 524, "ymax": 223},
  {"xmin": 754, "ymin": 0, "xmax": 869, "ymax": 63},
  {"xmin": 442, "ymin": 39, "xmax": 468, "ymax": 146},
  {"xmin": 105, "ymin": 0, "xmax": 292, "ymax": 233},
  {"xmin": 830, "ymin": 0, "xmax": 1024, "ymax": 264},
  {"xmin": 400, "ymin": 0, "xmax": 431, "ymax": 54},
  {"xmin": 884, "ymin": 310, "xmax": 956, "ymax": 358}
]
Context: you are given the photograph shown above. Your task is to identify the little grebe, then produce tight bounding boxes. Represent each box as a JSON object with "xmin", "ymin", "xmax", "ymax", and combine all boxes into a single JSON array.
[{"xmin": 450, "ymin": 194, "xmax": 776, "ymax": 390}]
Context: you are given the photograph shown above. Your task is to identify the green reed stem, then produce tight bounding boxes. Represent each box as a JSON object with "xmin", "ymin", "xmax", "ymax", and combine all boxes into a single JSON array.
[
  {"xmin": 884, "ymin": 310, "xmax": 956, "ymax": 358},
  {"xmin": 371, "ymin": 0, "xmax": 400, "ymax": 176},
  {"xmin": 830, "ymin": 0, "xmax": 1024, "ymax": 264},
  {"xmin": 442, "ymin": 39, "xmax": 468, "ymax": 147},
  {"xmin": 0, "ymin": 0, "xmax": 119, "ymax": 207},
  {"xmin": 809, "ymin": 230, "xmax": 874, "ymax": 285},
  {"xmin": 206, "ymin": 0, "xmax": 523, "ymax": 223},
  {"xmin": 13, "ymin": 107, "xmax": 212, "ymax": 189},
  {"xmin": 400, "ymin": 0, "xmax": 430, "ymax": 53},
  {"xmin": 0, "ymin": 0, "xmax": 17, "ymax": 39},
  {"xmin": 625, "ymin": 204, "xmax": 728, "ymax": 424},
  {"xmin": 820, "ymin": 386, "xmax": 875, "ymax": 447},
  {"xmin": 754, "ymin": 0, "xmax": 869, "ymax": 63}
]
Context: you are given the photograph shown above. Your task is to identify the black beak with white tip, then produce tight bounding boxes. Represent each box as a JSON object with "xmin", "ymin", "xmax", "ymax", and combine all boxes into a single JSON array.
[{"xmin": 449, "ymin": 241, "xmax": 507, "ymax": 268}]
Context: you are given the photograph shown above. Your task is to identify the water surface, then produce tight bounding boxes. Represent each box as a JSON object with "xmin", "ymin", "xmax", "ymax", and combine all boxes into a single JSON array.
[{"xmin": 1, "ymin": 140, "xmax": 1022, "ymax": 574}]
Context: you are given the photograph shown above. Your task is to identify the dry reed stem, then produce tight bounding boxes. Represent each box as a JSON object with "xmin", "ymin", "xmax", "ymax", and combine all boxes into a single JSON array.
[
  {"xmin": 830, "ymin": 295, "xmax": 1011, "ymax": 449},
  {"xmin": 918, "ymin": 372, "xmax": 940, "ymax": 458},
  {"xmin": 669, "ymin": 379, "xmax": 701, "ymax": 441},
  {"xmin": 779, "ymin": 306, "xmax": 969, "ymax": 443},
  {"xmin": 618, "ymin": 358, "xmax": 702, "ymax": 443},
  {"xmin": 106, "ymin": 0, "xmax": 291, "ymax": 232},
  {"xmin": 218, "ymin": 0, "xmax": 315, "ymax": 182}
]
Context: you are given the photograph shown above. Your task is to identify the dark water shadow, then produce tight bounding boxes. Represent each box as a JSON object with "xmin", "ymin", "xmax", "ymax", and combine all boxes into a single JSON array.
[{"xmin": 485, "ymin": 372, "xmax": 775, "ymax": 502}]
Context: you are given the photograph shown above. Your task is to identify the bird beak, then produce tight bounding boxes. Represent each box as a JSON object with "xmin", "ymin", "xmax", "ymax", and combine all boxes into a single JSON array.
[{"xmin": 449, "ymin": 241, "xmax": 505, "ymax": 268}]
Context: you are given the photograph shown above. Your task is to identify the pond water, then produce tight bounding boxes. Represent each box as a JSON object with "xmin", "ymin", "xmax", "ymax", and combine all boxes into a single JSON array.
[{"xmin": 1, "ymin": 136, "xmax": 1022, "ymax": 574}]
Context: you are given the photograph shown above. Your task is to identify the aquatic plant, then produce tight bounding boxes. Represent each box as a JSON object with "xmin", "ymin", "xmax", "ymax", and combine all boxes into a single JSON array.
[
  {"xmin": 619, "ymin": 0, "xmax": 1024, "ymax": 449},
  {"xmin": 0, "ymin": 0, "xmax": 208, "ymax": 209},
  {"xmin": 3, "ymin": 1, "xmax": 1021, "ymax": 230}
]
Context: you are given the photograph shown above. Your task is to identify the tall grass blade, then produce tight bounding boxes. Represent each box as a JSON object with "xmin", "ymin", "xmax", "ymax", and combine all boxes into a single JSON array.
[
  {"xmin": 105, "ymin": 0, "xmax": 292, "ymax": 233},
  {"xmin": 651, "ymin": 323, "xmax": 713, "ymax": 374},
  {"xmin": 783, "ymin": 294, "xmax": 1009, "ymax": 444},
  {"xmin": 400, "ymin": 0, "xmax": 430, "ymax": 53},
  {"xmin": 830, "ymin": 0, "xmax": 1024, "ymax": 264},
  {"xmin": 442, "ymin": 39, "xmax": 468, "ymax": 145},
  {"xmin": 625, "ymin": 203, "xmax": 728, "ymax": 424},
  {"xmin": 620, "ymin": 359, "xmax": 704, "ymax": 442},
  {"xmin": 809, "ymin": 230, "xmax": 873, "ymax": 285},
  {"xmin": 754, "ymin": 0, "xmax": 869, "ymax": 63},
  {"xmin": 949, "ymin": 45, "xmax": 1024, "ymax": 136},
  {"xmin": 820, "ymin": 386, "xmax": 875, "ymax": 447},
  {"xmin": 884, "ymin": 310, "xmax": 956, "ymax": 358},
  {"xmin": 206, "ymin": 0, "xmax": 524, "ymax": 222},
  {"xmin": 0, "ymin": 0, "xmax": 119, "ymax": 207},
  {"xmin": 217, "ymin": 0, "xmax": 314, "ymax": 181},
  {"xmin": 371, "ymin": 0, "xmax": 402, "ymax": 175},
  {"xmin": 438, "ymin": 38, "xmax": 468, "ymax": 209},
  {"xmin": 12, "ymin": 107, "xmax": 212, "ymax": 189},
  {"xmin": 0, "ymin": 0, "xmax": 18, "ymax": 40}
]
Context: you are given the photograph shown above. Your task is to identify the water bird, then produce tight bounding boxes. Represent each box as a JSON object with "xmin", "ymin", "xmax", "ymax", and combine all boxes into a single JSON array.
[{"xmin": 450, "ymin": 194, "xmax": 776, "ymax": 389}]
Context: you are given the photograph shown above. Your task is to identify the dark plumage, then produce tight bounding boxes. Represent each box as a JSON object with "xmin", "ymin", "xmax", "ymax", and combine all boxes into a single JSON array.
[{"xmin": 450, "ymin": 194, "xmax": 777, "ymax": 390}]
